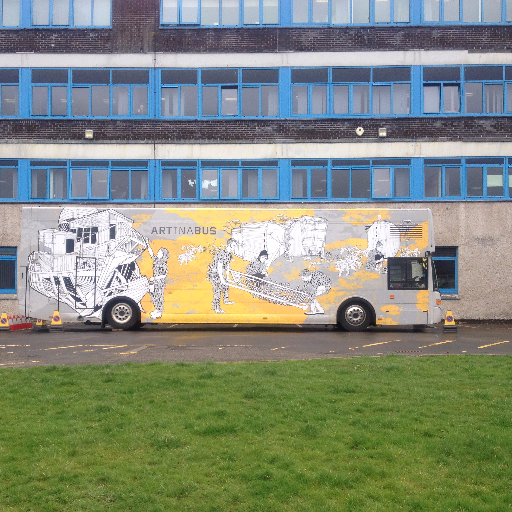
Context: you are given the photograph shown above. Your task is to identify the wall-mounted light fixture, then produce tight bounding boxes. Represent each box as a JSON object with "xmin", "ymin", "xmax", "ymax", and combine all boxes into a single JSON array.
[
  {"xmin": 378, "ymin": 127, "xmax": 387, "ymax": 138},
  {"xmin": 355, "ymin": 126, "xmax": 364, "ymax": 136},
  {"xmin": 84, "ymin": 129, "xmax": 94, "ymax": 139}
]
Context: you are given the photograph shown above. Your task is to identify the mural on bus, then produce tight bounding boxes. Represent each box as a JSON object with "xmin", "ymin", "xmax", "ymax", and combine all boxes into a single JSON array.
[{"xmin": 25, "ymin": 207, "xmax": 425, "ymax": 322}]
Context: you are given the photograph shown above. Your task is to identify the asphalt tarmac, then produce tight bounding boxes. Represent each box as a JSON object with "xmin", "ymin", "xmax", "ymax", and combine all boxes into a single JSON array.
[{"xmin": 1, "ymin": 321, "xmax": 512, "ymax": 368}]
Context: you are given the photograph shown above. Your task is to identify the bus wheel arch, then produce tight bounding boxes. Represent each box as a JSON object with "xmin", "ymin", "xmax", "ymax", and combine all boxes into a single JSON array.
[
  {"xmin": 337, "ymin": 298, "xmax": 375, "ymax": 332},
  {"xmin": 104, "ymin": 297, "xmax": 141, "ymax": 330}
]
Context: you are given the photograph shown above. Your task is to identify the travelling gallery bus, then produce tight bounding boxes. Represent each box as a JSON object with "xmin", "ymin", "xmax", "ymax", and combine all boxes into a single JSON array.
[{"xmin": 19, "ymin": 207, "xmax": 442, "ymax": 331}]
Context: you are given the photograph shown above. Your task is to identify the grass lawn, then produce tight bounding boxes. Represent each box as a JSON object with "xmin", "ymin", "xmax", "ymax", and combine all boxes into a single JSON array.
[{"xmin": 0, "ymin": 356, "xmax": 511, "ymax": 511}]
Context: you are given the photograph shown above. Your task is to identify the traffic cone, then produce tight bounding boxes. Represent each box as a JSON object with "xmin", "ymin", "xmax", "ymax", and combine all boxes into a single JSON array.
[
  {"xmin": 443, "ymin": 310, "xmax": 457, "ymax": 333},
  {"xmin": 50, "ymin": 310, "xmax": 64, "ymax": 332},
  {"xmin": 0, "ymin": 312, "xmax": 9, "ymax": 331},
  {"xmin": 33, "ymin": 318, "xmax": 49, "ymax": 332}
]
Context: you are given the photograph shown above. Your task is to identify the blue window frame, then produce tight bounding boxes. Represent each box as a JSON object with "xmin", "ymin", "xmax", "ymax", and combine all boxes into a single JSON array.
[
  {"xmin": 30, "ymin": 161, "xmax": 67, "ymax": 199},
  {"xmin": 161, "ymin": 164, "xmax": 198, "ymax": 199},
  {"xmin": 161, "ymin": 70, "xmax": 198, "ymax": 117},
  {"xmin": 0, "ymin": 69, "xmax": 19, "ymax": 116},
  {"xmin": 423, "ymin": 67, "xmax": 461, "ymax": 114},
  {"xmin": 161, "ymin": 0, "xmax": 279, "ymax": 26},
  {"xmin": 424, "ymin": 0, "xmax": 511, "ymax": 23},
  {"xmin": 0, "ymin": 161, "xmax": 18, "ymax": 199},
  {"xmin": 31, "ymin": 0, "xmax": 110, "ymax": 27},
  {"xmin": 1, "ymin": 0, "xmax": 21, "ymax": 26},
  {"xmin": 433, "ymin": 247, "xmax": 458, "ymax": 294},
  {"xmin": 464, "ymin": 66, "xmax": 504, "ymax": 114},
  {"xmin": 0, "ymin": 247, "xmax": 16, "ymax": 294}
]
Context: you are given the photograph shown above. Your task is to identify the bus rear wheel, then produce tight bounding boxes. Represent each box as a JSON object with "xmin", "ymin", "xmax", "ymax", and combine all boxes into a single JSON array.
[
  {"xmin": 339, "ymin": 302, "xmax": 371, "ymax": 332},
  {"xmin": 105, "ymin": 298, "xmax": 140, "ymax": 330}
]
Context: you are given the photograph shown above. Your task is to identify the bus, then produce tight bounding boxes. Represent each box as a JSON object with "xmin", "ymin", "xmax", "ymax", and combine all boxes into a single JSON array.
[{"xmin": 19, "ymin": 207, "xmax": 442, "ymax": 331}]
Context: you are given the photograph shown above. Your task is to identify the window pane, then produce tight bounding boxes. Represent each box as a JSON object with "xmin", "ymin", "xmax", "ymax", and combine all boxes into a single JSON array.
[
  {"xmin": 71, "ymin": 168, "xmax": 88, "ymax": 197},
  {"xmin": 351, "ymin": 168, "xmax": 371, "ymax": 198},
  {"xmin": 331, "ymin": 168, "xmax": 350, "ymax": 198},
  {"xmin": 445, "ymin": 167, "xmax": 461, "ymax": 196},
  {"xmin": 261, "ymin": 168, "xmax": 277, "ymax": 197},
  {"xmin": 111, "ymin": 170, "xmax": 129, "ymax": 199},
  {"xmin": 31, "ymin": 169, "xmax": 47, "ymax": 198},
  {"xmin": 133, "ymin": 87, "xmax": 148, "ymax": 115},
  {"xmin": 394, "ymin": 168, "xmax": 410, "ymax": 196},
  {"xmin": 508, "ymin": 83, "xmax": 512, "ymax": 112},
  {"xmin": 32, "ymin": 86, "xmax": 48, "ymax": 115},
  {"xmin": 202, "ymin": 169, "xmax": 218, "ymax": 198},
  {"xmin": 373, "ymin": 168, "xmax": 391, "ymax": 197},
  {"xmin": 33, "ymin": 0, "xmax": 50, "ymax": 24},
  {"xmin": 131, "ymin": 170, "xmax": 148, "ymax": 199},
  {"xmin": 93, "ymin": 0, "xmax": 111, "ymax": 25},
  {"xmin": 424, "ymin": 85, "xmax": 440, "ymax": 113},
  {"xmin": 332, "ymin": 0, "xmax": 350, "ymax": 23},
  {"xmin": 74, "ymin": 0, "xmax": 91, "ymax": 24},
  {"xmin": 242, "ymin": 168, "xmax": 258, "ymax": 197},
  {"xmin": 202, "ymin": 87, "xmax": 218, "ymax": 115},
  {"xmin": 375, "ymin": 0, "xmax": 390, "ymax": 22},
  {"xmin": 222, "ymin": 168, "xmax": 238, "ymax": 197},
  {"xmin": 444, "ymin": 0, "xmax": 460, "ymax": 20},
  {"xmin": 53, "ymin": 0, "xmax": 69, "ymax": 25},
  {"xmin": 221, "ymin": 87, "xmax": 238, "ymax": 115},
  {"xmin": 0, "ymin": 168, "xmax": 17, "ymax": 199},
  {"xmin": 310, "ymin": 168, "xmax": 327, "ymax": 197},
  {"xmin": 353, "ymin": 0, "xmax": 370, "ymax": 22},
  {"xmin": 0, "ymin": 259, "xmax": 15, "ymax": 290},
  {"xmin": 242, "ymin": 87, "xmax": 259, "ymax": 116},
  {"xmin": 485, "ymin": 84, "xmax": 503, "ymax": 113},
  {"xmin": 91, "ymin": 168, "xmax": 108, "ymax": 197},
  {"xmin": 201, "ymin": 0, "xmax": 220, "ymax": 24},
  {"xmin": 353, "ymin": 85, "xmax": 369, "ymax": 113},
  {"xmin": 261, "ymin": 85, "xmax": 278, "ymax": 116},
  {"xmin": 311, "ymin": 85, "xmax": 327, "ymax": 114},
  {"xmin": 52, "ymin": 87, "xmax": 67, "ymax": 115},
  {"xmin": 484, "ymin": 0, "xmax": 501, "ymax": 21},
  {"xmin": 292, "ymin": 168, "xmax": 307, "ymax": 198},
  {"xmin": 162, "ymin": 168, "xmax": 177, "ymax": 198},
  {"xmin": 49, "ymin": 168, "xmax": 66, "ymax": 199},
  {"xmin": 443, "ymin": 85, "xmax": 460, "ymax": 112},
  {"xmin": 293, "ymin": 0, "xmax": 308, "ymax": 22},
  {"xmin": 72, "ymin": 88, "xmax": 89, "ymax": 116},
  {"xmin": 162, "ymin": 88, "xmax": 179, "ymax": 116},
  {"xmin": 392, "ymin": 83, "xmax": 410, "ymax": 114},
  {"xmin": 91, "ymin": 86, "xmax": 109, "ymax": 116},
  {"xmin": 486, "ymin": 167, "xmax": 503, "ymax": 196},
  {"xmin": 182, "ymin": 0, "xmax": 199, "ymax": 21},
  {"xmin": 163, "ymin": 0, "xmax": 179, "ymax": 23},
  {"xmin": 244, "ymin": 0, "xmax": 259, "ymax": 23},
  {"xmin": 434, "ymin": 259, "xmax": 456, "ymax": 290},
  {"xmin": 3, "ymin": 0, "xmax": 20, "ymax": 26},
  {"xmin": 424, "ymin": 167, "xmax": 441, "ymax": 197},
  {"xmin": 312, "ymin": 0, "xmax": 328, "ymax": 22},
  {"xmin": 424, "ymin": 0, "xmax": 440, "ymax": 21},
  {"xmin": 181, "ymin": 168, "xmax": 197, "ymax": 198},
  {"xmin": 467, "ymin": 166, "xmax": 483, "ymax": 196},
  {"xmin": 373, "ymin": 85, "xmax": 391, "ymax": 115},
  {"xmin": 465, "ymin": 82, "xmax": 482, "ymax": 113},
  {"xmin": 395, "ymin": 0, "xmax": 410, "ymax": 22},
  {"xmin": 463, "ymin": 0, "xmax": 480, "ymax": 21},
  {"xmin": 263, "ymin": 0, "xmax": 278, "ymax": 23},
  {"xmin": 292, "ymin": 86, "xmax": 308, "ymax": 114},
  {"xmin": 113, "ymin": 87, "xmax": 129, "ymax": 115},
  {"xmin": 1, "ymin": 85, "xmax": 18, "ymax": 116},
  {"xmin": 508, "ymin": 0, "xmax": 512, "ymax": 20},
  {"xmin": 222, "ymin": 0, "xmax": 239, "ymax": 24},
  {"xmin": 181, "ymin": 86, "xmax": 198, "ymax": 116},
  {"xmin": 333, "ymin": 85, "xmax": 349, "ymax": 114}
]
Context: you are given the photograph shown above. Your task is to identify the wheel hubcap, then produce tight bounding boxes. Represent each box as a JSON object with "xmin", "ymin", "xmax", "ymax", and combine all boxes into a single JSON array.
[
  {"xmin": 111, "ymin": 303, "xmax": 133, "ymax": 324},
  {"xmin": 345, "ymin": 305, "xmax": 366, "ymax": 327}
]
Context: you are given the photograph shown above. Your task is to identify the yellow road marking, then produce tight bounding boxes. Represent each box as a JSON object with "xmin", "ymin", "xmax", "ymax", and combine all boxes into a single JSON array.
[
  {"xmin": 478, "ymin": 341, "xmax": 509, "ymax": 349},
  {"xmin": 271, "ymin": 346, "xmax": 290, "ymax": 351},
  {"xmin": 45, "ymin": 345, "xmax": 83, "ymax": 350},
  {"xmin": 102, "ymin": 345, "xmax": 128, "ymax": 350},
  {"xmin": 418, "ymin": 340, "xmax": 454, "ymax": 348}
]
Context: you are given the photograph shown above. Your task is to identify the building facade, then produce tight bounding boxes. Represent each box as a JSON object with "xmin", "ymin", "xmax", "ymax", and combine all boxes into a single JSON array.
[{"xmin": 1, "ymin": 0, "xmax": 512, "ymax": 319}]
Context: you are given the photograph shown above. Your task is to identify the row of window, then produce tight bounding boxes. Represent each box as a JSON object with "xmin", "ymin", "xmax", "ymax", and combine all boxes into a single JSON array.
[
  {"xmin": 1, "ymin": 158, "xmax": 512, "ymax": 202},
  {"xmin": 1, "ymin": 0, "xmax": 512, "ymax": 28},
  {"xmin": 0, "ymin": 245, "xmax": 458, "ymax": 295},
  {"xmin": 3, "ymin": 66, "xmax": 512, "ymax": 118}
]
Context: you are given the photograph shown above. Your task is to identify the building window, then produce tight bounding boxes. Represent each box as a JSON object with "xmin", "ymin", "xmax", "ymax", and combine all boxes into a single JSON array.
[
  {"xmin": 0, "ymin": 69, "xmax": 19, "ymax": 116},
  {"xmin": 0, "ymin": 247, "xmax": 16, "ymax": 294},
  {"xmin": 424, "ymin": 161, "xmax": 462, "ymax": 198},
  {"xmin": 423, "ymin": 67, "xmax": 461, "ymax": 114},
  {"xmin": 465, "ymin": 66, "xmax": 504, "ymax": 114},
  {"xmin": 32, "ymin": 0, "xmax": 111, "ymax": 27},
  {"xmin": 30, "ymin": 163, "xmax": 67, "ymax": 199},
  {"xmin": 201, "ymin": 69, "xmax": 239, "ymax": 116},
  {"xmin": 242, "ymin": 69, "xmax": 279, "ymax": 117},
  {"xmin": 161, "ymin": 0, "xmax": 279, "ymax": 25},
  {"xmin": 1, "ymin": 0, "xmax": 20, "ymax": 26},
  {"xmin": 161, "ymin": 166, "xmax": 198, "ymax": 199},
  {"xmin": 161, "ymin": 70, "xmax": 198, "ymax": 117},
  {"xmin": 424, "ymin": 0, "xmax": 509, "ymax": 22},
  {"xmin": 466, "ymin": 162, "xmax": 504, "ymax": 197},
  {"xmin": 31, "ymin": 69, "xmax": 68, "ymax": 116},
  {"xmin": 0, "ymin": 163, "xmax": 17, "ymax": 199},
  {"xmin": 433, "ymin": 247, "xmax": 458, "ymax": 294},
  {"xmin": 292, "ymin": 68, "xmax": 328, "ymax": 116},
  {"xmin": 71, "ymin": 69, "xmax": 110, "ymax": 117}
]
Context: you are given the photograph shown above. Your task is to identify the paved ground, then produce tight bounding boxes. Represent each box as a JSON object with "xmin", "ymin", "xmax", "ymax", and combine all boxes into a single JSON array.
[{"xmin": 1, "ymin": 321, "xmax": 511, "ymax": 368}]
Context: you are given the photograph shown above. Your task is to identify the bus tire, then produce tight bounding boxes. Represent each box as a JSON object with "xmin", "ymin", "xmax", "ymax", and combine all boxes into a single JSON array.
[
  {"xmin": 339, "ymin": 302, "xmax": 371, "ymax": 332},
  {"xmin": 105, "ymin": 298, "xmax": 140, "ymax": 330}
]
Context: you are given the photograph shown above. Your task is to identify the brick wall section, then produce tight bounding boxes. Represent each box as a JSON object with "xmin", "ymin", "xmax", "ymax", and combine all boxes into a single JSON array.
[{"xmin": 0, "ymin": 117, "xmax": 510, "ymax": 143}]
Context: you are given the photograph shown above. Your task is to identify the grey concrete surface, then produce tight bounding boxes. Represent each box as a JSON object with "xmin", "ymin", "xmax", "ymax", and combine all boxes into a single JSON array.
[{"xmin": 0, "ymin": 321, "xmax": 511, "ymax": 368}]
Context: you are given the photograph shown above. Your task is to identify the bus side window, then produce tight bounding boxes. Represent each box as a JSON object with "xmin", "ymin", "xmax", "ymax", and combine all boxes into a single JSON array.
[
  {"xmin": 388, "ymin": 257, "xmax": 428, "ymax": 290},
  {"xmin": 110, "ymin": 224, "xmax": 116, "ymax": 239}
]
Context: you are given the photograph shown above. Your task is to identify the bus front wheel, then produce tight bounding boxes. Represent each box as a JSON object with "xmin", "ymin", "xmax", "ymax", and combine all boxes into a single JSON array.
[
  {"xmin": 105, "ymin": 298, "xmax": 140, "ymax": 330},
  {"xmin": 339, "ymin": 302, "xmax": 371, "ymax": 332}
]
